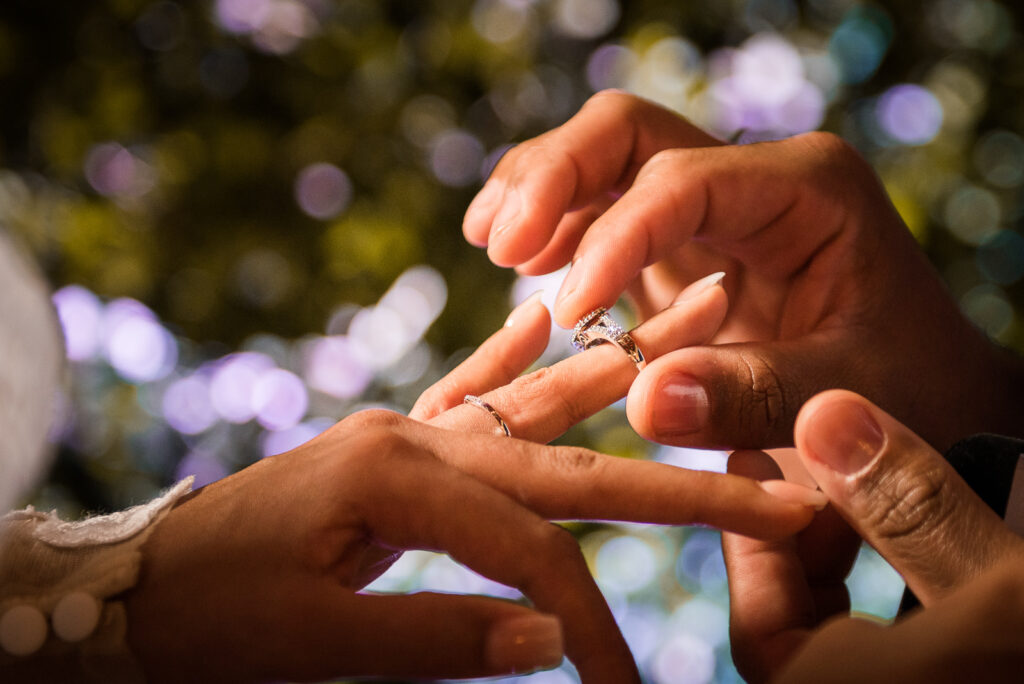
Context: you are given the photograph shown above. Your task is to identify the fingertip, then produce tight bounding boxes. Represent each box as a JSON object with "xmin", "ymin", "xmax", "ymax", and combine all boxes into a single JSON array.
[
  {"xmin": 485, "ymin": 613, "xmax": 564, "ymax": 674},
  {"xmin": 626, "ymin": 355, "xmax": 710, "ymax": 445},
  {"xmin": 464, "ymin": 180, "xmax": 504, "ymax": 248},
  {"xmin": 795, "ymin": 390, "xmax": 885, "ymax": 478}
]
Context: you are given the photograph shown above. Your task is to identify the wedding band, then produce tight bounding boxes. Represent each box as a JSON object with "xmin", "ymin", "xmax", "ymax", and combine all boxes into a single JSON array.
[
  {"xmin": 571, "ymin": 307, "xmax": 647, "ymax": 370},
  {"xmin": 463, "ymin": 395, "xmax": 511, "ymax": 437}
]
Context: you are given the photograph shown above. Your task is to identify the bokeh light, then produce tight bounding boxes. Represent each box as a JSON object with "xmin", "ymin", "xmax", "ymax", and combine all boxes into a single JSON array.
[
  {"xmin": 294, "ymin": 163, "xmax": 353, "ymax": 220},
  {"xmin": 876, "ymin": 84, "xmax": 944, "ymax": 145}
]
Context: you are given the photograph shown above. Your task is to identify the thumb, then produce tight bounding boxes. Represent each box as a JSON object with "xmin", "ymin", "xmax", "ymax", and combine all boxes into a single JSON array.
[
  {"xmin": 627, "ymin": 339, "xmax": 838, "ymax": 449},
  {"xmin": 794, "ymin": 389, "xmax": 1024, "ymax": 606}
]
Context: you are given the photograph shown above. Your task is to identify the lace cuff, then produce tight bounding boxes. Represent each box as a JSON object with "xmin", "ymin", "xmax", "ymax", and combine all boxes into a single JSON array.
[{"xmin": 0, "ymin": 477, "xmax": 193, "ymax": 682}]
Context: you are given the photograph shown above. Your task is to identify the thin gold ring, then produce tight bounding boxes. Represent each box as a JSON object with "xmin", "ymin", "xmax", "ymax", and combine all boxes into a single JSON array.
[{"xmin": 463, "ymin": 395, "xmax": 511, "ymax": 437}]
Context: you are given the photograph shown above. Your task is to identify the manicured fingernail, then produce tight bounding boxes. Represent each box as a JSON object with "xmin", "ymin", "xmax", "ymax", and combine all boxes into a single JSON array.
[
  {"xmin": 505, "ymin": 290, "xmax": 545, "ymax": 327},
  {"xmin": 652, "ymin": 373, "xmax": 709, "ymax": 437},
  {"xmin": 485, "ymin": 614, "xmax": 563, "ymax": 673},
  {"xmin": 759, "ymin": 480, "xmax": 829, "ymax": 510},
  {"xmin": 804, "ymin": 400, "xmax": 884, "ymax": 476},
  {"xmin": 464, "ymin": 181, "xmax": 504, "ymax": 246},
  {"xmin": 491, "ymin": 186, "xmax": 522, "ymax": 236},
  {"xmin": 555, "ymin": 259, "xmax": 583, "ymax": 310},
  {"xmin": 676, "ymin": 272, "xmax": 726, "ymax": 303}
]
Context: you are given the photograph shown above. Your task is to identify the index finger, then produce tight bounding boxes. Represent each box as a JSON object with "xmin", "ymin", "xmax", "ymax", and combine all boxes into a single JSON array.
[{"xmin": 465, "ymin": 90, "xmax": 721, "ymax": 267}]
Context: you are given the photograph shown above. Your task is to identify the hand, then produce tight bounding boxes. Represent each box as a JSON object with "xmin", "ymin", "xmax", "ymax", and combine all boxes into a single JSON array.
[
  {"xmin": 722, "ymin": 389, "xmax": 1024, "ymax": 682},
  {"xmin": 125, "ymin": 292, "xmax": 825, "ymax": 683},
  {"xmin": 463, "ymin": 90, "xmax": 1024, "ymax": 451}
]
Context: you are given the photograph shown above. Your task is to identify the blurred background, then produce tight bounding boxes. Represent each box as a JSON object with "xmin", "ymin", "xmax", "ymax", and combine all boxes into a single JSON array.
[{"xmin": 2, "ymin": 0, "xmax": 1021, "ymax": 681}]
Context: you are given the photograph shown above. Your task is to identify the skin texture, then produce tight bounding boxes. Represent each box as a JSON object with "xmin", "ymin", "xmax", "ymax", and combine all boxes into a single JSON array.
[
  {"xmin": 464, "ymin": 90, "xmax": 1024, "ymax": 452},
  {"xmin": 724, "ymin": 391, "xmax": 1024, "ymax": 683},
  {"xmin": 122, "ymin": 290, "xmax": 824, "ymax": 683}
]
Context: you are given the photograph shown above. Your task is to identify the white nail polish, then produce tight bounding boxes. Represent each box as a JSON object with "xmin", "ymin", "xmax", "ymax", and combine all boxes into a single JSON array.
[
  {"xmin": 505, "ymin": 290, "xmax": 545, "ymax": 327},
  {"xmin": 676, "ymin": 271, "xmax": 726, "ymax": 304}
]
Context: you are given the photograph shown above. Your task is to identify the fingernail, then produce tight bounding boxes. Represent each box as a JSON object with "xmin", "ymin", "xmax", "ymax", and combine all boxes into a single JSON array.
[
  {"xmin": 652, "ymin": 373, "xmax": 709, "ymax": 437},
  {"xmin": 804, "ymin": 400, "xmax": 885, "ymax": 476},
  {"xmin": 464, "ymin": 181, "xmax": 504, "ymax": 247},
  {"xmin": 491, "ymin": 186, "xmax": 522, "ymax": 236},
  {"xmin": 555, "ymin": 259, "xmax": 583, "ymax": 310},
  {"xmin": 676, "ymin": 272, "xmax": 726, "ymax": 303},
  {"xmin": 759, "ymin": 480, "xmax": 829, "ymax": 510},
  {"xmin": 505, "ymin": 290, "xmax": 545, "ymax": 327},
  {"xmin": 485, "ymin": 614, "xmax": 563, "ymax": 674}
]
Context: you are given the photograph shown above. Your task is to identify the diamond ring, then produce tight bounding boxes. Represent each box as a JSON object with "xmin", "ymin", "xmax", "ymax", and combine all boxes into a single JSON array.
[{"xmin": 570, "ymin": 307, "xmax": 646, "ymax": 370}]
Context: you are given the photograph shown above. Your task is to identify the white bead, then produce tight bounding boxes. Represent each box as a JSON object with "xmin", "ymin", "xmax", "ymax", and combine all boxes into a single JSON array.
[
  {"xmin": 52, "ymin": 592, "xmax": 101, "ymax": 643},
  {"xmin": 0, "ymin": 604, "xmax": 48, "ymax": 656}
]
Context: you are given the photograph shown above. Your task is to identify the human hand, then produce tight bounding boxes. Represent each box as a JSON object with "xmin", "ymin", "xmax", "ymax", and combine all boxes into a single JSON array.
[
  {"xmin": 464, "ymin": 90, "xmax": 1024, "ymax": 451},
  {"xmin": 722, "ymin": 389, "xmax": 1024, "ymax": 682},
  {"xmin": 124, "ymin": 291, "xmax": 826, "ymax": 683}
]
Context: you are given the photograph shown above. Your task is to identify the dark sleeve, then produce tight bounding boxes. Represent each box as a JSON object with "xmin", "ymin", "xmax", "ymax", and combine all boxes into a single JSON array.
[{"xmin": 898, "ymin": 433, "xmax": 1024, "ymax": 614}]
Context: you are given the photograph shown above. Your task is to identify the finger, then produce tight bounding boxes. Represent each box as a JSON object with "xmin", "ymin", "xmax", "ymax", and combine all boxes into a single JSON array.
[
  {"xmin": 552, "ymin": 132, "xmax": 857, "ymax": 327},
  {"xmin": 514, "ymin": 199, "xmax": 611, "ymax": 276},
  {"xmin": 409, "ymin": 292, "xmax": 551, "ymax": 421},
  {"xmin": 722, "ymin": 451, "xmax": 818, "ymax": 683},
  {"xmin": 322, "ymin": 442, "xmax": 638, "ymax": 683},
  {"xmin": 626, "ymin": 333, "xmax": 850, "ymax": 450},
  {"xmin": 430, "ymin": 272, "xmax": 728, "ymax": 442},
  {"xmin": 391, "ymin": 418, "xmax": 827, "ymax": 541},
  {"xmin": 794, "ymin": 390, "xmax": 1024, "ymax": 605},
  {"xmin": 464, "ymin": 90, "xmax": 721, "ymax": 267}
]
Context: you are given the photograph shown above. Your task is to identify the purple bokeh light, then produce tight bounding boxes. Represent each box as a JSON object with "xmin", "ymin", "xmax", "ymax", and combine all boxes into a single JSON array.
[
  {"xmin": 52, "ymin": 285, "xmax": 104, "ymax": 362},
  {"xmin": 209, "ymin": 352, "xmax": 275, "ymax": 423},
  {"xmin": 304, "ymin": 335, "xmax": 373, "ymax": 399},
  {"xmin": 102, "ymin": 298, "xmax": 177, "ymax": 383},
  {"xmin": 294, "ymin": 162, "xmax": 352, "ymax": 220},
  {"xmin": 252, "ymin": 367, "xmax": 308, "ymax": 430},
  {"xmin": 162, "ymin": 374, "xmax": 217, "ymax": 435},
  {"xmin": 876, "ymin": 84, "xmax": 943, "ymax": 145}
]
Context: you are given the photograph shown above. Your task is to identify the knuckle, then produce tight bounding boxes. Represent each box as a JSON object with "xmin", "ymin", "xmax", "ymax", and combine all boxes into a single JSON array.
[
  {"xmin": 509, "ymin": 366, "xmax": 590, "ymax": 427},
  {"xmin": 340, "ymin": 407, "xmax": 405, "ymax": 431},
  {"xmin": 862, "ymin": 458, "xmax": 955, "ymax": 543},
  {"xmin": 733, "ymin": 351, "xmax": 790, "ymax": 445}
]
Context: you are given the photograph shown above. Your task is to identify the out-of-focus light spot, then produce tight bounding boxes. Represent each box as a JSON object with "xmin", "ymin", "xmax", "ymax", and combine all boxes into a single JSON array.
[
  {"xmin": 419, "ymin": 554, "xmax": 522, "ymax": 599},
  {"xmin": 399, "ymin": 95, "xmax": 457, "ymax": 148},
  {"xmin": 304, "ymin": 335, "xmax": 373, "ymax": 398},
  {"xmin": 214, "ymin": 0, "xmax": 318, "ymax": 54},
  {"xmin": 876, "ymin": 84, "xmax": 943, "ymax": 145},
  {"xmin": 350, "ymin": 266, "xmax": 447, "ymax": 370},
  {"xmin": 668, "ymin": 598, "xmax": 729, "ymax": 647},
  {"xmin": 655, "ymin": 446, "xmax": 728, "ymax": 473},
  {"xmin": 295, "ymin": 163, "xmax": 352, "ymax": 219},
  {"xmin": 974, "ymin": 130, "xmax": 1024, "ymax": 188},
  {"xmin": 944, "ymin": 183, "xmax": 1000, "ymax": 245},
  {"xmin": 472, "ymin": 0, "xmax": 531, "ymax": 45},
  {"xmin": 846, "ymin": 543, "xmax": 904, "ymax": 620},
  {"xmin": 52, "ymin": 285, "xmax": 103, "ymax": 362},
  {"xmin": 215, "ymin": 0, "xmax": 271, "ymax": 34},
  {"xmin": 234, "ymin": 249, "xmax": 293, "ymax": 308},
  {"xmin": 552, "ymin": 0, "xmax": 619, "ymax": 40},
  {"xmin": 617, "ymin": 604, "xmax": 666, "ymax": 664},
  {"xmin": 676, "ymin": 531, "xmax": 726, "ymax": 594},
  {"xmin": 135, "ymin": 1, "xmax": 186, "ymax": 52},
  {"xmin": 650, "ymin": 633, "xmax": 716, "ymax": 684},
  {"xmin": 927, "ymin": 60, "xmax": 986, "ymax": 133},
  {"xmin": 596, "ymin": 536, "xmax": 659, "ymax": 595},
  {"xmin": 708, "ymin": 33, "xmax": 825, "ymax": 137},
  {"xmin": 480, "ymin": 143, "xmax": 514, "ymax": 180},
  {"xmin": 961, "ymin": 283, "xmax": 1014, "ymax": 340},
  {"xmin": 929, "ymin": 0, "xmax": 1012, "ymax": 52},
  {"xmin": 379, "ymin": 342, "xmax": 431, "ymax": 387},
  {"xmin": 978, "ymin": 231, "xmax": 1024, "ymax": 286},
  {"xmin": 586, "ymin": 44, "xmax": 638, "ymax": 91},
  {"xmin": 102, "ymin": 299, "xmax": 177, "ymax": 383},
  {"xmin": 252, "ymin": 367, "xmax": 307, "ymax": 430},
  {"xmin": 174, "ymin": 450, "xmax": 228, "ymax": 489},
  {"xmin": 162, "ymin": 375, "xmax": 217, "ymax": 435},
  {"xmin": 199, "ymin": 47, "xmax": 249, "ymax": 99},
  {"xmin": 84, "ymin": 143, "xmax": 156, "ymax": 198},
  {"xmin": 209, "ymin": 352, "xmax": 275, "ymax": 423},
  {"xmin": 262, "ymin": 417, "xmax": 332, "ymax": 457},
  {"xmin": 429, "ymin": 129, "xmax": 485, "ymax": 187},
  {"xmin": 829, "ymin": 6, "xmax": 892, "ymax": 85},
  {"xmin": 634, "ymin": 37, "xmax": 703, "ymax": 101}
]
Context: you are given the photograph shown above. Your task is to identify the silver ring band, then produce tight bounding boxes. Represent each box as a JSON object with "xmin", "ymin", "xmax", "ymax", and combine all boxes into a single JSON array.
[
  {"xmin": 570, "ymin": 307, "xmax": 646, "ymax": 370},
  {"xmin": 463, "ymin": 395, "xmax": 511, "ymax": 437}
]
